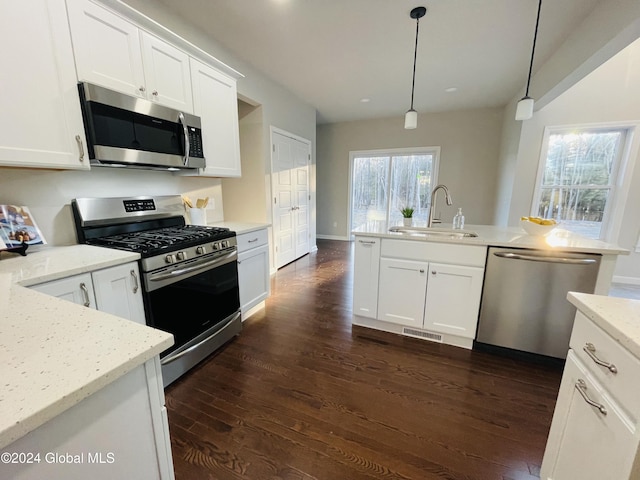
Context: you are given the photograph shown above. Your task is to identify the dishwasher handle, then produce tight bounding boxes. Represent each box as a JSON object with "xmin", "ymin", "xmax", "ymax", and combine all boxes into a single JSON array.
[{"xmin": 493, "ymin": 251, "xmax": 597, "ymax": 265}]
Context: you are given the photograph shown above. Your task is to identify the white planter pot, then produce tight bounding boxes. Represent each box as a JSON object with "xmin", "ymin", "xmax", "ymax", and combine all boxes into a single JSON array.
[{"xmin": 403, "ymin": 218, "xmax": 413, "ymax": 227}]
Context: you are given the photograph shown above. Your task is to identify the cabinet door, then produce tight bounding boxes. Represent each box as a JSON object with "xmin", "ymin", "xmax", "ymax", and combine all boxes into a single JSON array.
[
  {"xmin": 378, "ymin": 258, "xmax": 428, "ymax": 328},
  {"xmin": 92, "ymin": 263, "xmax": 146, "ymax": 324},
  {"xmin": 237, "ymin": 244, "xmax": 270, "ymax": 317},
  {"xmin": 67, "ymin": 0, "xmax": 146, "ymax": 98},
  {"xmin": 353, "ymin": 237, "xmax": 381, "ymax": 319},
  {"xmin": 541, "ymin": 351, "xmax": 637, "ymax": 480},
  {"xmin": 31, "ymin": 273, "xmax": 97, "ymax": 309},
  {"xmin": 190, "ymin": 58, "xmax": 241, "ymax": 177},
  {"xmin": 0, "ymin": 0, "xmax": 88, "ymax": 169},
  {"xmin": 141, "ymin": 32, "xmax": 193, "ymax": 113},
  {"xmin": 423, "ymin": 263, "xmax": 483, "ymax": 338}
]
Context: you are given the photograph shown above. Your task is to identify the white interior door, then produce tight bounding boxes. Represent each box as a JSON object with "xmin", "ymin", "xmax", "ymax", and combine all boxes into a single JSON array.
[{"xmin": 272, "ymin": 130, "xmax": 311, "ymax": 269}]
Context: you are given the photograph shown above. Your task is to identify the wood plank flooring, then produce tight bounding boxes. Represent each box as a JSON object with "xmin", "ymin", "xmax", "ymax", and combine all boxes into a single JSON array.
[{"xmin": 165, "ymin": 239, "xmax": 563, "ymax": 480}]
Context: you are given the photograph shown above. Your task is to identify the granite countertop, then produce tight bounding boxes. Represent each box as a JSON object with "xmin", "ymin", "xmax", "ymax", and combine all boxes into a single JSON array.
[
  {"xmin": 353, "ymin": 221, "xmax": 628, "ymax": 255},
  {"xmin": 568, "ymin": 292, "xmax": 640, "ymax": 360},
  {"xmin": 0, "ymin": 245, "xmax": 174, "ymax": 449},
  {"xmin": 212, "ymin": 221, "xmax": 270, "ymax": 235}
]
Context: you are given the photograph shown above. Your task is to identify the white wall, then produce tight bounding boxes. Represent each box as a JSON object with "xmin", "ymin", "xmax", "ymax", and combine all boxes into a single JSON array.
[{"xmin": 512, "ymin": 39, "xmax": 640, "ymax": 283}]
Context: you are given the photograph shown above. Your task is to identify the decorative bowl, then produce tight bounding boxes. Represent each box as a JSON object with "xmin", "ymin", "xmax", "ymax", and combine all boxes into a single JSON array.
[{"xmin": 520, "ymin": 219, "xmax": 557, "ymax": 236}]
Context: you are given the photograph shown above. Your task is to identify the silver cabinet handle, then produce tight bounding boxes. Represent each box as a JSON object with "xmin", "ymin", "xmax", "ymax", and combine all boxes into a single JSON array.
[
  {"xmin": 79, "ymin": 282, "xmax": 91, "ymax": 307},
  {"xmin": 248, "ymin": 238, "xmax": 259, "ymax": 243},
  {"xmin": 358, "ymin": 240, "xmax": 376, "ymax": 245},
  {"xmin": 139, "ymin": 85, "xmax": 146, "ymax": 93},
  {"xmin": 152, "ymin": 90, "xmax": 158, "ymax": 96},
  {"xmin": 130, "ymin": 269, "xmax": 139, "ymax": 294},
  {"xmin": 431, "ymin": 270, "xmax": 437, "ymax": 275},
  {"xmin": 75, "ymin": 135, "xmax": 85, "ymax": 162},
  {"xmin": 575, "ymin": 379, "xmax": 607, "ymax": 415},
  {"xmin": 584, "ymin": 343, "xmax": 618, "ymax": 374}
]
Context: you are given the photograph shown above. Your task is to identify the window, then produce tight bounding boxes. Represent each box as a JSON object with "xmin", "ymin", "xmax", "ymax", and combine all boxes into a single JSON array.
[
  {"xmin": 350, "ymin": 147, "xmax": 439, "ymax": 232},
  {"xmin": 533, "ymin": 127, "xmax": 628, "ymax": 239}
]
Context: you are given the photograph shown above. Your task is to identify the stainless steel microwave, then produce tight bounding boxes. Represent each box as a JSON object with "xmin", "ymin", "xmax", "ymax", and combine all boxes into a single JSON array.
[{"xmin": 78, "ymin": 82, "xmax": 206, "ymax": 171}]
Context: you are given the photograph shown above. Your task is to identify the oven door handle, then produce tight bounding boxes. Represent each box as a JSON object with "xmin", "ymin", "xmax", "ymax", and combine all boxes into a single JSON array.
[
  {"xmin": 149, "ymin": 250, "xmax": 237, "ymax": 282},
  {"xmin": 160, "ymin": 311, "xmax": 241, "ymax": 366}
]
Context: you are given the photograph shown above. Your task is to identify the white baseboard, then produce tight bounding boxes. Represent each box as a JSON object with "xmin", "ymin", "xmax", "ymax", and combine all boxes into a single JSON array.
[
  {"xmin": 612, "ymin": 275, "xmax": 640, "ymax": 286},
  {"xmin": 316, "ymin": 234, "xmax": 350, "ymax": 241}
]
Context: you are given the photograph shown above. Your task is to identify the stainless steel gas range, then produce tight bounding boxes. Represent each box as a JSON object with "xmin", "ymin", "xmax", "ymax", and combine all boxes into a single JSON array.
[{"xmin": 72, "ymin": 195, "xmax": 241, "ymax": 386}]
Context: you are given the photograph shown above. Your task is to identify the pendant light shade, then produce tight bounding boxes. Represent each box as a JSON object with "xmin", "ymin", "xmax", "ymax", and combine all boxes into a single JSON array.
[
  {"xmin": 404, "ymin": 109, "xmax": 418, "ymax": 129},
  {"xmin": 515, "ymin": 97, "xmax": 534, "ymax": 121},
  {"xmin": 404, "ymin": 7, "xmax": 426, "ymax": 130},
  {"xmin": 516, "ymin": 0, "xmax": 542, "ymax": 121}
]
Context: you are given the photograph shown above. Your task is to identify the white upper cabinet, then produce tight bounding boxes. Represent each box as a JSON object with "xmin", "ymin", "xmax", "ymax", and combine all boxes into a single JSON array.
[
  {"xmin": 140, "ymin": 31, "xmax": 193, "ymax": 113},
  {"xmin": 0, "ymin": 0, "xmax": 89, "ymax": 169},
  {"xmin": 190, "ymin": 58, "xmax": 242, "ymax": 177},
  {"xmin": 67, "ymin": 0, "xmax": 193, "ymax": 113},
  {"xmin": 67, "ymin": 0, "xmax": 145, "ymax": 98}
]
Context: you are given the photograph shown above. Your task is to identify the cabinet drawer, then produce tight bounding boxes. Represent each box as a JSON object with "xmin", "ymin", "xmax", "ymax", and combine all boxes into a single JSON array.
[
  {"xmin": 381, "ymin": 239, "xmax": 486, "ymax": 267},
  {"xmin": 570, "ymin": 311, "xmax": 640, "ymax": 420},
  {"xmin": 236, "ymin": 229, "xmax": 268, "ymax": 252}
]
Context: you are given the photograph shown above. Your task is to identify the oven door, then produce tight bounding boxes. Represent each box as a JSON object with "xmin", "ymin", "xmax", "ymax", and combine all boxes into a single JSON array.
[{"xmin": 143, "ymin": 248, "xmax": 241, "ymax": 385}]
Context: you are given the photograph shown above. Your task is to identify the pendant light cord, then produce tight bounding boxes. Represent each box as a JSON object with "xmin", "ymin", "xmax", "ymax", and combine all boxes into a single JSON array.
[
  {"xmin": 410, "ymin": 16, "xmax": 420, "ymax": 110},
  {"xmin": 524, "ymin": 0, "xmax": 542, "ymax": 97}
]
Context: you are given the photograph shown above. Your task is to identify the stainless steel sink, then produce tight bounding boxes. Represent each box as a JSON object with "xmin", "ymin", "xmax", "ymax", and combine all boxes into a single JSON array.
[{"xmin": 388, "ymin": 226, "xmax": 479, "ymax": 238}]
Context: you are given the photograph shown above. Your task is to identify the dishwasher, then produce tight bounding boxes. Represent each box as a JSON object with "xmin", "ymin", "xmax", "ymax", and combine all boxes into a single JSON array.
[{"xmin": 476, "ymin": 247, "xmax": 601, "ymax": 359}]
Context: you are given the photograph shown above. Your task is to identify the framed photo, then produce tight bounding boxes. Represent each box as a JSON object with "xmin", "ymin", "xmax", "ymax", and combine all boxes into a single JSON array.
[{"xmin": 0, "ymin": 205, "xmax": 46, "ymax": 251}]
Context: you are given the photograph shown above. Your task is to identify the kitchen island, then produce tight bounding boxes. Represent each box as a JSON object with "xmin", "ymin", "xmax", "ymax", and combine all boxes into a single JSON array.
[
  {"xmin": 352, "ymin": 221, "xmax": 628, "ymax": 351},
  {"xmin": 0, "ymin": 245, "xmax": 175, "ymax": 479}
]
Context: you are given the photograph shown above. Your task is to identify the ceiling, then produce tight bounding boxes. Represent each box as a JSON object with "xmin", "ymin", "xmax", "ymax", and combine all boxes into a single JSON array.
[{"xmin": 156, "ymin": 0, "xmax": 602, "ymax": 124}]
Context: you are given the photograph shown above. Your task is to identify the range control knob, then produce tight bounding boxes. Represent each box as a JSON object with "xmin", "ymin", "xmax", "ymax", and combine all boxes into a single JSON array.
[
  {"xmin": 176, "ymin": 251, "xmax": 187, "ymax": 261},
  {"xmin": 196, "ymin": 246, "xmax": 206, "ymax": 255},
  {"xmin": 221, "ymin": 240, "xmax": 229, "ymax": 248},
  {"xmin": 212, "ymin": 242, "xmax": 220, "ymax": 251},
  {"xmin": 165, "ymin": 254, "xmax": 176, "ymax": 264}
]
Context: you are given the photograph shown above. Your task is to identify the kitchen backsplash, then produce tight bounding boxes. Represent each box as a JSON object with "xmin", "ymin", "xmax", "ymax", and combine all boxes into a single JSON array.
[{"xmin": 0, "ymin": 167, "xmax": 224, "ymax": 246}]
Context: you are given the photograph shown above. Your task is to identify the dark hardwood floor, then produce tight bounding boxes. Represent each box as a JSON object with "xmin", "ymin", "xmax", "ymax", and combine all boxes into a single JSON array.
[{"xmin": 165, "ymin": 239, "xmax": 563, "ymax": 480}]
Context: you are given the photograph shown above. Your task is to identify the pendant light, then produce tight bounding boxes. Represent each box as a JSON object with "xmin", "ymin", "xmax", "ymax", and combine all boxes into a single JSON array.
[
  {"xmin": 404, "ymin": 6, "xmax": 426, "ymax": 129},
  {"xmin": 516, "ymin": 0, "xmax": 543, "ymax": 121}
]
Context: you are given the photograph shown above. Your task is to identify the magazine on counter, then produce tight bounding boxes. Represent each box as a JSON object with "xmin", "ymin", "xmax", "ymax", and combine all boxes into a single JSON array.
[{"xmin": 0, "ymin": 205, "xmax": 47, "ymax": 250}]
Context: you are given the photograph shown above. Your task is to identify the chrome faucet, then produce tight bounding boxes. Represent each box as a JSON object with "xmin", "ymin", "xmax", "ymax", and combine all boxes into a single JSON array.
[{"xmin": 428, "ymin": 184, "xmax": 453, "ymax": 227}]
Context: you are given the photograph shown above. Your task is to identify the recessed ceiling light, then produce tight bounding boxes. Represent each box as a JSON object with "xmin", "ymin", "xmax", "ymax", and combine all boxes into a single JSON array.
[
  {"xmin": 445, "ymin": 87, "xmax": 458, "ymax": 93},
  {"xmin": 360, "ymin": 98, "xmax": 371, "ymax": 103}
]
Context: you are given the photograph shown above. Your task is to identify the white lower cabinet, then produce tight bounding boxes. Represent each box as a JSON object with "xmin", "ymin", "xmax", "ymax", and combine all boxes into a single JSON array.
[
  {"xmin": 423, "ymin": 263, "xmax": 484, "ymax": 338},
  {"xmin": 4, "ymin": 357, "xmax": 174, "ymax": 480},
  {"xmin": 357, "ymin": 236, "xmax": 487, "ymax": 348},
  {"xmin": 378, "ymin": 258, "xmax": 428, "ymax": 328},
  {"xmin": 31, "ymin": 262, "xmax": 145, "ymax": 324},
  {"xmin": 91, "ymin": 262, "xmax": 146, "ymax": 324},
  {"xmin": 30, "ymin": 272, "xmax": 97, "ymax": 309},
  {"xmin": 236, "ymin": 229, "xmax": 270, "ymax": 318},
  {"xmin": 352, "ymin": 237, "xmax": 381, "ymax": 319},
  {"xmin": 541, "ymin": 311, "xmax": 640, "ymax": 480}
]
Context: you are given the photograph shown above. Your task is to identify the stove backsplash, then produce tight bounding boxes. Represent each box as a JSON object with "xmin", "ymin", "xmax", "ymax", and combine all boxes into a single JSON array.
[{"xmin": 0, "ymin": 168, "xmax": 225, "ymax": 246}]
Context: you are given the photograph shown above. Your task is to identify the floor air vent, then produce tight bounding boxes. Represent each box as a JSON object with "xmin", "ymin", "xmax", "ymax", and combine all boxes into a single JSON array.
[{"xmin": 402, "ymin": 328, "xmax": 443, "ymax": 342}]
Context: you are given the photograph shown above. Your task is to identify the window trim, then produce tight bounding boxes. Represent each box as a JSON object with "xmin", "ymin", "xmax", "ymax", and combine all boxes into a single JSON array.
[
  {"xmin": 532, "ymin": 123, "xmax": 638, "ymax": 241},
  {"xmin": 348, "ymin": 146, "xmax": 441, "ymax": 239}
]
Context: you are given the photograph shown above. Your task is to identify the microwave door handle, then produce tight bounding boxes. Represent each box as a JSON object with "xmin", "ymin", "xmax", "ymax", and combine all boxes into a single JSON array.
[{"xmin": 178, "ymin": 112, "xmax": 189, "ymax": 166}]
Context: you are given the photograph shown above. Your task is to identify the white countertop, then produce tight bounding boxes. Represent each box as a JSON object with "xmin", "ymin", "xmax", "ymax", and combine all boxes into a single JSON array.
[
  {"xmin": 353, "ymin": 221, "xmax": 628, "ymax": 255},
  {"xmin": 0, "ymin": 245, "xmax": 174, "ymax": 449},
  {"xmin": 212, "ymin": 221, "xmax": 270, "ymax": 235},
  {"xmin": 568, "ymin": 292, "xmax": 640, "ymax": 360}
]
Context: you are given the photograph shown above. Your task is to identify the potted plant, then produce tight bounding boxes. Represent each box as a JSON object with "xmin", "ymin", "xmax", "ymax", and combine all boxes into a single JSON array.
[{"xmin": 400, "ymin": 207, "xmax": 414, "ymax": 227}]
